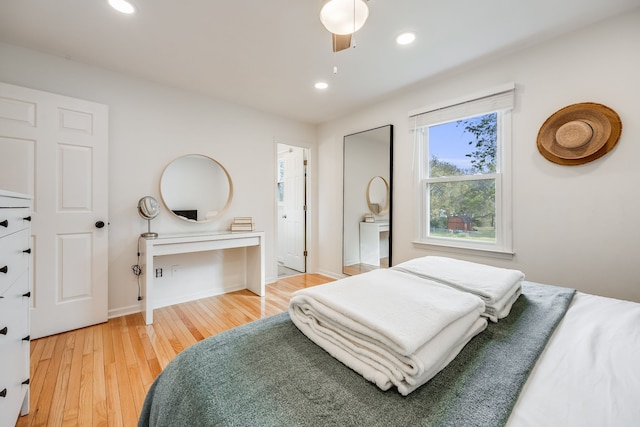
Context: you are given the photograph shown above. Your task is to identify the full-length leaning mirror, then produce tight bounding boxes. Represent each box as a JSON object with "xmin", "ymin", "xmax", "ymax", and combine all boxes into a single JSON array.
[
  {"xmin": 343, "ymin": 125, "xmax": 393, "ymax": 275},
  {"xmin": 160, "ymin": 154, "xmax": 233, "ymax": 222}
]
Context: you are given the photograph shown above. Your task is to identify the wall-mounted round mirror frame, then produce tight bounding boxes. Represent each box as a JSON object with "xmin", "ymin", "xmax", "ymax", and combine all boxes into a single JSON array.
[
  {"xmin": 160, "ymin": 154, "xmax": 234, "ymax": 223},
  {"xmin": 366, "ymin": 176, "xmax": 389, "ymax": 216}
]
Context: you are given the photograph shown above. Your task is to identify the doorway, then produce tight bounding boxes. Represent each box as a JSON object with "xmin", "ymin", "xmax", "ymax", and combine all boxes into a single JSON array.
[
  {"xmin": 276, "ymin": 144, "xmax": 307, "ymax": 277},
  {"xmin": 0, "ymin": 82, "xmax": 109, "ymax": 338}
]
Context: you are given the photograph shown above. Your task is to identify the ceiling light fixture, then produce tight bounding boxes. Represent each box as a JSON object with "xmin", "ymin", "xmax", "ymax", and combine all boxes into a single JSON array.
[
  {"xmin": 396, "ymin": 32, "xmax": 416, "ymax": 45},
  {"xmin": 108, "ymin": 0, "xmax": 135, "ymax": 14},
  {"xmin": 315, "ymin": 82, "xmax": 329, "ymax": 90},
  {"xmin": 320, "ymin": 0, "xmax": 369, "ymax": 36}
]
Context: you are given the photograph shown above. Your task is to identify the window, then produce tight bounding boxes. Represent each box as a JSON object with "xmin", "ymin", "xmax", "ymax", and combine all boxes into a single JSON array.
[
  {"xmin": 410, "ymin": 85, "xmax": 514, "ymax": 254},
  {"xmin": 277, "ymin": 158, "xmax": 285, "ymax": 203}
]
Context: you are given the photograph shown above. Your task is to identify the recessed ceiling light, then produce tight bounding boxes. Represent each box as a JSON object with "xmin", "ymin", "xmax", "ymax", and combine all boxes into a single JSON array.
[
  {"xmin": 108, "ymin": 0, "xmax": 135, "ymax": 14},
  {"xmin": 315, "ymin": 82, "xmax": 329, "ymax": 90},
  {"xmin": 396, "ymin": 32, "xmax": 416, "ymax": 45}
]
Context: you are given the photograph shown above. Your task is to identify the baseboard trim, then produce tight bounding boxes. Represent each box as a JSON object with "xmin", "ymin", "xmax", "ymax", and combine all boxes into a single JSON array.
[
  {"xmin": 315, "ymin": 269, "xmax": 343, "ymax": 280},
  {"xmin": 108, "ymin": 304, "xmax": 141, "ymax": 319}
]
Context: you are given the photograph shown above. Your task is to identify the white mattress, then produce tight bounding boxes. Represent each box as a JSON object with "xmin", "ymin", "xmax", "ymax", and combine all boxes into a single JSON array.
[{"xmin": 507, "ymin": 290, "xmax": 640, "ymax": 426}]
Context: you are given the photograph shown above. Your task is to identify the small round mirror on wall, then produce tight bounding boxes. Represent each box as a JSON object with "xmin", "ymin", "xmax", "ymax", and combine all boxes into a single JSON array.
[
  {"xmin": 160, "ymin": 154, "xmax": 233, "ymax": 222},
  {"xmin": 366, "ymin": 176, "xmax": 389, "ymax": 216}
]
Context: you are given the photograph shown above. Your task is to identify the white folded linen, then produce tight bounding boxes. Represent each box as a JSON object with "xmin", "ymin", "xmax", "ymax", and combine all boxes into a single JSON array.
[
  {"xmin": 289, "ymin": 269, "xmax": 486, "ymax": 395},
  {"xmin": 392, "ymin": 256, "xmax": 524, "ymax": 322}
]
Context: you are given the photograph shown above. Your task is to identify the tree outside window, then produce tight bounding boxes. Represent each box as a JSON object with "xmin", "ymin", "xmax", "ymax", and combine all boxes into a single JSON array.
[{"xmin": 427, "ymin": 113, "xmax": 497, "ymax": 242}]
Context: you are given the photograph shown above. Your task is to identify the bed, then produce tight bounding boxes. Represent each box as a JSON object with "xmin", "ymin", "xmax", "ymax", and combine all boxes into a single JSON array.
[{"xmin": 138, "ymin": 261, "xmax": 640, "ymax": 427}]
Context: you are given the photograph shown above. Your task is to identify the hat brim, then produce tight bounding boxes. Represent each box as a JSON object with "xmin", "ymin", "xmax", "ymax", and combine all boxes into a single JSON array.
[{"xmin": 537, "ymin": 102, "xmax": 622, "ymax": 166}]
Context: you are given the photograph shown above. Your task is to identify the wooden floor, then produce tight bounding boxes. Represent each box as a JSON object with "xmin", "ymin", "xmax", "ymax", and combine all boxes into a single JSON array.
[
  {"xmin": 15, "ymin": 274, "xmax": 333, "ymax": 427},
  {"xmin": 343, "ymin": 258, "xmax": 389, "ymax": 276}
]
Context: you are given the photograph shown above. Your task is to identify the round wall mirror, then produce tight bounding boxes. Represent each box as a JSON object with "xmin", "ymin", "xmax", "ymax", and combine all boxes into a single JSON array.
[
  {"xmin": 160, "ymin": 154, "xmax": 233, "ymax": 222},
  {"xmin": 366, "ymin": 176, "xmax": 389, "ymax": 216}
]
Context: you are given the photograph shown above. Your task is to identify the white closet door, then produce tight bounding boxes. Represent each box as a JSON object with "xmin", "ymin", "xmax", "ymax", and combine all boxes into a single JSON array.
[
  {"xmin": 0, "ymin": 82, "xmax": 109, "ymax": 339},
  {"xmin": 282, "ymin": 147, "xmax": 305, "ymax": 272}
]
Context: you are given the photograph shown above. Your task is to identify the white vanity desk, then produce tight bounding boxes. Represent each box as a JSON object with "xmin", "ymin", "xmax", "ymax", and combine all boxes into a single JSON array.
[
  {"xmin": 141, "ymin": 231, "xmax": 265, "ymax": 324},
  {"xmin": 359, "ymin": 221, "xmax": 389, "ymax": 267}
]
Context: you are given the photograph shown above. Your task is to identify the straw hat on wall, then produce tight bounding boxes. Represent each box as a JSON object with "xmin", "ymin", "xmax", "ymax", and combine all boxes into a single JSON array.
[{"xmin": 537, "ymin": 102, "xmax": 622, "ymax": 165}]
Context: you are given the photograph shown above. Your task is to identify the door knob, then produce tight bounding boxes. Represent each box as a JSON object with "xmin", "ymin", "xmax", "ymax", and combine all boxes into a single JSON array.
[
  {"xmin": 95, "ymin": 221, "xmax": 105, "ymax": 229},
  {"xmin": 0, "ymin": 220, "xmax": 7, "ymax": 227}
]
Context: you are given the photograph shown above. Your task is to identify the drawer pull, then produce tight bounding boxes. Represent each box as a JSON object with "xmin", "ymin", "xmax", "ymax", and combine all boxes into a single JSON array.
[
  {"xmin": 23, "ymin": 248, "xmax": 32, "ymax": 254},
  {"xmin": 0, "ymin": 326, "xmax": 7, "ymax": 335},
  {"xmin": 22, "ymin": 379, "xmax": 30, "ymax": 385},
  {"xmin": 22, "ymin": 291, "xmax": 31, "ymax": 298},
  {"xmin": 23, "ymin": 216, "xmax": 32, "ymax": 222},
  {"xmin": 0, "ymin": 220, "xmax": 7, "ymax": 228},
  {"xmin": 0, "ymin": 388, "xmax": 6, "ymax": 398},
  {"xmin": 0, "ymin": 266, "xmax": 7, "ymax": 274}
]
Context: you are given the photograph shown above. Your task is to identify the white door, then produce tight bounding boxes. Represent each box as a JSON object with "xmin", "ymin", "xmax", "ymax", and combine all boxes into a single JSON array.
[
  {"xmin": 0, "ymin": 82, "xmax": 109, "ymax": 339},
  {"xmin": 281, "ymin": 147, "xmax": 306, "ymax": 272}
]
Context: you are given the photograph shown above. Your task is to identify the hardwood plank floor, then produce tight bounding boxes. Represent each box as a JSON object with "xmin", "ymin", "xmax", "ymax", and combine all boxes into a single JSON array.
[
  {"xmin": 343, "ymin": 258, "xmax": 388, "ymax": 276},
  {"xmin": 15, "ymin": 274, "xmax": 333, "ymax": 427}
]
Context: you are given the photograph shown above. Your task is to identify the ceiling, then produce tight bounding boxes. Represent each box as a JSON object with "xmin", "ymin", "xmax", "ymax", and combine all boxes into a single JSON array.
[{"xmin": 1, "ymin": 1, "xmax": 638, "ymax": 125}]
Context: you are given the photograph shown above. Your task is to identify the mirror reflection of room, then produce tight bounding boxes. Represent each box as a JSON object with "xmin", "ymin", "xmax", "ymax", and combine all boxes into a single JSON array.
[
  {"xmin": 366, "ymin": 176, "xmax": 389, "ymax": 215},
  {"xmin": 160, "ymin": 154, "xmax": 233, "ymax": 222},
  {"xmin": 343, "ymin": 125, "xmax": 392, "ymax": 276}
]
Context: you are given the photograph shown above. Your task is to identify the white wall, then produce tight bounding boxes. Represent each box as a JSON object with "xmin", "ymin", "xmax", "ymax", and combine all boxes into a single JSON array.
[
  {"xmin": 318, "ymin": 9, "xmax": 640, "ymax": 302},
  {"xmin": 0, "ymin": 42, "xmax": 317, "ymax": 317}
]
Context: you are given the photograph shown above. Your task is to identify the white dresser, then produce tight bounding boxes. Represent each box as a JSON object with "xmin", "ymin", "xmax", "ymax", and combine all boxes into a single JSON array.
[{"xmin": 0, "ymin": 190, "xmax": 32, "ymax": 426}]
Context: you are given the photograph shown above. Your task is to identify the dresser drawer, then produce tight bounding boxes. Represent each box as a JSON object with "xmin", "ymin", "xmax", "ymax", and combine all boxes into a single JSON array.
[
  {"xmin": 0, "ymin": 194, "xmax": 30, "ymax": 423},
  {"xmin": 0, "ymin": 207, "xmax": 30, "ymax": 239},
  {"xmin": 0, "ymin": 229, "xmax": 30, "ymax": 296},
  {"xmin": 0, "ymin": 271, "xmax": 30, "ymax": 425},
  {"xmin": 0, "ymin": 327, "xmax": 29, "ymax": 426},
  {"xmin": 0, "ymin": 272, "xmax": 30, "ymax": 339}
]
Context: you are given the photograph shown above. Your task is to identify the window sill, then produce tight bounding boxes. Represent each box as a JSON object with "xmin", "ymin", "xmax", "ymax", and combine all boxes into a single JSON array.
[{"xmin": 411, "ymin": 240, "xmax": 514, "ymax": 260}]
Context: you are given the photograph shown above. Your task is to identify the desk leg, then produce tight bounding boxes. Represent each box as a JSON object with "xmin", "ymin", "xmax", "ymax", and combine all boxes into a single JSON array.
[
  {"xmin": 143, "ymin": 244, "xmax": 154, "ymax": 324},
  {"xmin": 246, "ymin": 238, "xmax": 265, "ymax": 296}
]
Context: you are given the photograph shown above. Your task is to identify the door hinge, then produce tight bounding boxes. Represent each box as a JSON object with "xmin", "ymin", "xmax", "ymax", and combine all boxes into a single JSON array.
[
  {"xmin": 303, "ymin": 250, "xmax": 308, "ymax": 257},
  {"xmin": 303, "ymin": 205, "xmax": 307, "ymax": 211},
  {"xmin": 303, "ymin": 159, "xmax": 308, "ymax": 166}
]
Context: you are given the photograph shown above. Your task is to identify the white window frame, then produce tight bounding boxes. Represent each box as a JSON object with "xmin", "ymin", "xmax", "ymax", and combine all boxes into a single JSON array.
[{"xmin": 409, "ymin": 84, "xmax": 515, "ymax": 256}]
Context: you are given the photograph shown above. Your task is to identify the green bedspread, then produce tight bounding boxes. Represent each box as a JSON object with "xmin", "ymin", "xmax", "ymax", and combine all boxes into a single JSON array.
[{"xmin": 139, "ymin": 282, "xmax": 575, "ymax": 427}]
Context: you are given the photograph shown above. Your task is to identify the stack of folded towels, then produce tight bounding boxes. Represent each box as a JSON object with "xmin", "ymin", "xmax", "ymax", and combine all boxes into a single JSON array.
[
  {"xmin": 289, "ymin": 268, "xmax": 487, "ymax": 396},
  {"xmin": 391, "ymin": 256, "xmax": 525, "ymax": 322}
]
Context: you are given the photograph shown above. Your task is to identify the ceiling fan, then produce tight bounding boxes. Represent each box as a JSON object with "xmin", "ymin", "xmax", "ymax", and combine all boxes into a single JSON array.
[
  {"xmin": 331, "ymin": 34, "xmax": 353, "ymax": 52},
  {"xmin": 319, "ymin": 0, "xmax": 370, "ymax": 52}
]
